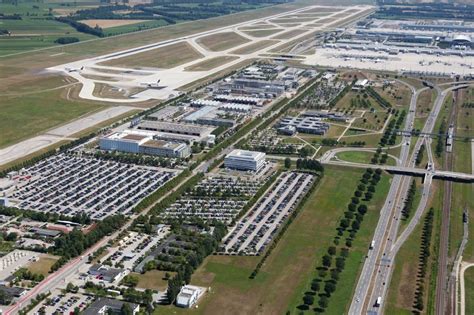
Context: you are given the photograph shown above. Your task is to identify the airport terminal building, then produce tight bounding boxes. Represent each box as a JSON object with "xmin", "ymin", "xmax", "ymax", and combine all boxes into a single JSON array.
[{"xmin": 224, "ymin": 149, "xmax": 266, "ymax": 171}]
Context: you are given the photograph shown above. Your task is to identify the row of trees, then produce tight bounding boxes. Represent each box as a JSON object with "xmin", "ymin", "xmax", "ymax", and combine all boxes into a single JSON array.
[
  {"xmin": 366, "ymin": 86, "xmax": 392, "ymax": 109},
  {"xmin": 435, "ymin": 120, "xmax": 447, "ymax": 157},
  {"xmin": 350, "ymin": 94, "xmax": 373, "ymax": 109},
  {"xmin": 49, "ymin": 215, "xmax": 125, "ymax": 272},
  {"xmin": 415, "ymin": 144, "xmax": 425, "ymax": 166},
  {"xmin": 379, "ymin": 109, "xmax": 405, "ymax": 147},
  {"xmin": 462, "ymin": 102, "xmax": 474, "ymax": 108},
  {"xmin": 298, "ymin": 168, "xmax": 382, "ymax": 313},
  {"xmin": 0, "ymin": 205, "xmax": 90, "ymax": 225},
  {"xmin": 296, "ymin": 158, "xmax": 324, "ymax": 172},
  {"xmin": 166, "ymin": 222, "xmax": 227, "ymax": 304},
  {"xmin": 54, "ymin": 37, "xmax": 79, "ymax": 44},
  {"xmin": 55, "ymin": 17, "xmax": 104, "ymax": 37},
  {"xmin": 371, "ymin": 147, "xmax": 389, "ymax": 165},
  {"xmin": 412, "ymin": 208, "xmax": 435, "ymax": 312},
  {"xmin": 401, "ymin": 180, "xmax": 417, "ymax": 220}
]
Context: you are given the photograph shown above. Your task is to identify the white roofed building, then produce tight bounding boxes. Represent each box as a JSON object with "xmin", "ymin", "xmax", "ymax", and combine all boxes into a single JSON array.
[{"xmin": 225, "ymin": 149, "xmax": 266, "ymax": 171}]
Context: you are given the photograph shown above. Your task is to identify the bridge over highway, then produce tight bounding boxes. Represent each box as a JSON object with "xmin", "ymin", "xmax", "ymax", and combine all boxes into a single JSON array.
[{"xmin": 322, "ymin": 161, "xmax": 474, "ymax": 182}]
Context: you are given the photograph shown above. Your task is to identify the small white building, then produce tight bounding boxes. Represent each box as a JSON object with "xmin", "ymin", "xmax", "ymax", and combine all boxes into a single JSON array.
[
  {"xmin": 224, "ymin": 149, "xmax": 266, "ymax": 171},
  {"xmin": 176, "ymin": 285, "xmax": 202, "ymax": 308},
  {"xmin": 352, "ymin": 79, "xmax": 369, "ymax": 91}
]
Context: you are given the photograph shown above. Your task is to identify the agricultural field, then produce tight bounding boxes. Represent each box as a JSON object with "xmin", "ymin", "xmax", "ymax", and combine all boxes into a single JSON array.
[
  {"xmin": 197, "ymin": 32, "xmax": 250, "ymax": 52},
  {"xmin": 99, "ymin": 42, "xmax": 204, "ymax": 69}
]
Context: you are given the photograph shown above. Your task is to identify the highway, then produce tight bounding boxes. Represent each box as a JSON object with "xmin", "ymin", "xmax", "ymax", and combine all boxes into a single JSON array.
[
  {"xmin": 357, "ymin": 82, "xmax": 470, "ymax": 314},
  {"xmin": 348, "ymin": 79, "xmax": 421, "ymax": 315}
]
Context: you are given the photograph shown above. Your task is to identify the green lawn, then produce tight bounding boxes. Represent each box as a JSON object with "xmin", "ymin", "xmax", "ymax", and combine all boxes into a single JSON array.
[
  {"xmin": 465, "ymin": 267, "xmax": 474, "ymax": 315},
  {"xmin": 0, "ymin": 76, "xmax": 106, "ymax": 148},
  {"xmin": 156, "ymin": 166, "xmax": 391, "ymax": 315},
  {"xmin": 336, "ymin": 151, "xmax": 373, "ymax": 164},
  {"xmin": 325, "ymin": 173, "xmax": 391, "ymax": 314},
  {"xmin": 340, "ymin": 133, "xmax": 383, "ymax": 147}
]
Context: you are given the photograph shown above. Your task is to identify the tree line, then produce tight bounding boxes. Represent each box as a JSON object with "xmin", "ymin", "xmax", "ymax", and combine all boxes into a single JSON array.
[
  {"xmin": 49, "ymin": 215, "xmax": 125, "ymax": 272},
  {"xmin": 412, "ymin": 208, "xmax": 435, "ymax": 313},
  {"xmin": 297, "ymin": 168, "xmax": 383, "ymax": 313}
]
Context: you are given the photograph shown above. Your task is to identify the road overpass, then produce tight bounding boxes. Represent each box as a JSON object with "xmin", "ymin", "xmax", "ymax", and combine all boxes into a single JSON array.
[{"xmin": 321, "ymin": 160, "xmax": 474, "ymax": 182}]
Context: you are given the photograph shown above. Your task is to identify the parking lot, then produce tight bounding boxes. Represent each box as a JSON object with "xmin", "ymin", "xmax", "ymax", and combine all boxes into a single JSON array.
[
  {"xmin": 100, "ymin": 229, "xmax": 169, "ymax": 270},
  {"xmin": 160, "ymin": 175, "xmax": 264, "ymax": 223},
  {"xmin": 222, "ymin": 172, "xmax": 314, "ymax": 255},
  {"xmin": 7, "ymin": 154, "xmax": 177, "ymax": 220},
  {"xmin": 33, "ymin": 292, "xmax": 91, "ymax": 315}
]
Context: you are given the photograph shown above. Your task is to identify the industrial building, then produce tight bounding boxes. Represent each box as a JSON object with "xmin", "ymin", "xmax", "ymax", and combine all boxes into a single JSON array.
[
  {"xmin": 137, "ymin": 121, "xmax": 213, "ymax": 139},
  {"xmin": 83, "ymin": 298, "xmax": 139, "ymax": 315},
  {"xmin": 278, "ymin": 116, "xmax": 330, "ymax": 135},
  {"xmin": 88, "ymin": 264, "xmax": 126, "ymax": 283},
  {"xmin": 100, "ymin": 130, "xmax": 191, "ymax": 158},
  {"xmin": 352, "ymin": 79, "xmax": 369, "ymax": 91},
  {"xmin": 146, "ymin": 106, "xmax": 181, "ymax": 121},
  {"xmin": 224, "ymin": 150, "xmax": 266, "ymax": 171},
  {"xmin": 176, "ymin": 285, "xmax": 203, "ymax": 308},
  {"xmin": 302, "ymin": 110, "xmax": 351, "ymax": 122}
]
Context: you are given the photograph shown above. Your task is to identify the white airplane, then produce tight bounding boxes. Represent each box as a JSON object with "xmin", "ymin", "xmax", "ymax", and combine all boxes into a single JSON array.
[
  {"xmin": 140, "ymin": 79, "xmax": 164, "ymax": 88},
  {"xmin": 65, "ymin": 66, "xmax": 84, "ymax": 73}
]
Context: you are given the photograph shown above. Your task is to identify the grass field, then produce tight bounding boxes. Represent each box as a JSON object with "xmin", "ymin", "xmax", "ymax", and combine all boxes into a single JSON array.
[
  {"xmin": 184, "ymin": 56, "xmax": 239, "ymax": 71},
  {"xmin": 100, "ymin": 42, "xmax": 203, "ymax": 69},
  {"xmin": 271, "ymin": 29, "xmax": 307, "ymax": 40},
  {"xmin": 373, "ymin": 83, "xmax": 411, "ymax": 107},
  {"xmin": 27, "ymin": 254, "xmax": 60, "ymax": 276},
  {"xmin": 132, "ymin": 270, "xmax": 171, "ymax": 291},
  {"xmin": 340, "ymin": 133, "xmax": 383, "ymax": 147},
  {"xmin": 0, "ymin": 75, "xmax": 106, "ymax": 148},
  {"xmin": 324, "ymin": 172, "xmax": 391, "ymax": 314},
  {"xmin": 466, "ymin": 267, "xmax": 474, "ymax": 315},
  {"xmin": 385, "ymin": 180, "xmax": 443, "ymax": 314},
  {"xmin": 155, "ymin": 166, "xmax": 390, "ymax": 315},
  {"xmin": 197, "ymin": 32, "xmax": 250, "ymax": 52},
  {"xmin": 336, "ymin": 151, "xmax": 373, "ymax": 164},
  {"xmin": 449, "ymin": 89, "xmax": 474, "ymax": 263},
  {"xmin": 230, "ymin": 40, "xmax": 279, "ymax": 55},
  {"xmin": 242, "ymin": 29, "xmax": 282, "ymax": 37},
  {"xmin": 353, "ymin": 111, "xmax": 389, "ymax": 131}
]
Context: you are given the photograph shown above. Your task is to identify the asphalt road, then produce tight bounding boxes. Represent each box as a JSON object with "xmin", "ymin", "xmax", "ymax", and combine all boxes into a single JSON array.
[{"xmin": 358, "ymin": 82, "xmax": 472, "ymax": 314}]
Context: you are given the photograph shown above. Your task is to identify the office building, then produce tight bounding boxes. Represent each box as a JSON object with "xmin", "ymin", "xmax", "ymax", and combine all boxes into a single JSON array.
[{"xmin": 225, "ymin": 150, "xmax": 266, "ymax": 171}]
